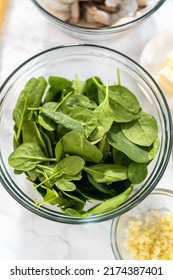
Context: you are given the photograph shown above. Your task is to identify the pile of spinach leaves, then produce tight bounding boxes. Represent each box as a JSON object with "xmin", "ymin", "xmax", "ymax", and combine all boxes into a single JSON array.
[{"xmin": 8, "ymin": 74, "xmax": 159, "ymax": 217}]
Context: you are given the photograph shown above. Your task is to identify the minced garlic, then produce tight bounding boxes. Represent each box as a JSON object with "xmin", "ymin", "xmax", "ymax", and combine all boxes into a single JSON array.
[{"xmin": 125, "ymin": 210, "xmax": 173, "ymax": 260}]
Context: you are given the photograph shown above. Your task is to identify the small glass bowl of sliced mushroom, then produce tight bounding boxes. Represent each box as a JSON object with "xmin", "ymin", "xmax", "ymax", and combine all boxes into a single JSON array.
[{"xmin": 31, "ymin": 0, "xmax": 166, "ymax": 37}]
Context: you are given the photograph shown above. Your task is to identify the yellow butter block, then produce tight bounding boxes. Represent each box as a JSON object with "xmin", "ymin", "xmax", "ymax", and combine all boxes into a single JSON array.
[
  {"xmin": 163, "ymin": 50, "xmax": 173, "ymax": 67},
  {"xmin": 158, "ymin": 63, "xmax": 173, "ymax": 95}
]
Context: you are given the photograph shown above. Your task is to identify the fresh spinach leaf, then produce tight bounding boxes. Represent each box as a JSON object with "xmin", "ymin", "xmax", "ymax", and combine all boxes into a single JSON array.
[
  {"xmin": 8, "ymin": 143, "xmax": 56, "ymax": 171},
  {"xmin": 22, "ymin": 121, "xmax": 48, "ymax": 156},
  {"xmin": 107, "ymin": 123, "xmax": 150, "ymax": 163},
  {"xmin": 128, "ymin": 162, "xmax": 148, "ymax": 184},
  {"xmin": 147, "ymin": 137, "xmax": 160, "ymax": 160},
  {"xmin": 112, "ymin": 148, "xmax": 132, "ymax": 166},
  {"xmin": 55, "ymin": 140, "xmax": 64, "ymax": 162},
  {"xmin": 84, "ymin": 76, "xmax": 103, "ymax": 104},
  {"xmin": 84, "ymin": 164, "xmax": 128, "ymax": 183},
  {"xmin": 54, "ymin": 155, "xmax": 85, "ymax": 176},
  {"xmin": 63, "ymin": 95, "xmax": 97, "ymax": 110},
  {"xmin": 13, "ymin": 77, "xmax": 47, "ymax": 140},
  {"xmin": 55, "ymin": 177, "xmax": 76, "ymax": 191},
  {"xmin": 48, "ymin": 76, "xmax": 72, "ymax": 92},
  {"xmin": 64, "ymin": 106, "xmax": 98, "ymax": 137},
  {"xmin": 90, "ymin": 82, "xmax": 114, "ymax": 143},
  {"xmin": 72, "ymin": 75, "xmax": 85, "ymax": 94},
  {"xmin": 62, "ymin": 130, "xmax": 103, "ymax": 163},
  {"xmin": 42, "ymin": 111, "xmax": 87, "ymax": 136},
  {"xmin": 108, "ymin": 85, "xmax": 141, "ymax": 122},
  {"xmin": 121, "ymin": 111, "xmax": 158, "ymax": 146},
  {"xmin": 88, "ymin": 187, "xmax": 132, "ymax": 215},
  {"xmin": 87, "ymin": 174, "xmax": 116, "ymax": 196}
]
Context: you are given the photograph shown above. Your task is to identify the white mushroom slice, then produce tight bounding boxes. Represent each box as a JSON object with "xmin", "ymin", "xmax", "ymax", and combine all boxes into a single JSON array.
[
  {"xmin": 86, "ymin": 6, "xmax": 111, "ymax": 26},
  {"xmin": 69, "ymin": 1, "xmax": 80, "ymax": 24},
  {"xmin": 111, "ymin": 16, "xmax": 135, "ymax": 26},
  {"xmin": 49, "ymin": 8, "xmax": 71, "ymax": 21},
  {"xmin": 105, "ymin": 0, "xmax": 121, "ymax": 8},
  {"xmin": 84, "ymin": 8, "xmax": 96, "ymax": 23},
  {"xmin": 41, "ymin": 0, "xmax": 70, "ymax": 12},
  {"xmin": 119, "ymin": 0, "xmax": 138, "ymax": 17},
  {"xmin": 136, "ymin": 0, "xmax": 148, "ymax": 7}
]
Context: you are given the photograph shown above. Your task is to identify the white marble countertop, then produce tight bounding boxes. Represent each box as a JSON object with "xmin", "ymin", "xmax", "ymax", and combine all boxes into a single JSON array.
[{"xmin": 0, "ymin": 0, "xmax": 173, "ymax": 260}]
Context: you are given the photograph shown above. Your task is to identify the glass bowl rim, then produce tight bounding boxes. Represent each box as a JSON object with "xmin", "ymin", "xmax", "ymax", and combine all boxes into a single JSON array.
[
  {"xmin": 31, "ymin": 0, "xmax": 166, "ymax": 35},
  {"xmin": 110, "ymin": 187, "xmax": 173, "ymax": 259},
  {"xmin": 0, "ymin": 43, "xmax": 172, "ymax": 224}
]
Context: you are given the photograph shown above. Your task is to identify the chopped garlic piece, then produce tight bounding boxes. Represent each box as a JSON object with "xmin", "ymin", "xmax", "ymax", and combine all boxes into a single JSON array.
[{"xmin": 125, "ymin": 210, "xmax": 173, "ymax": 260}]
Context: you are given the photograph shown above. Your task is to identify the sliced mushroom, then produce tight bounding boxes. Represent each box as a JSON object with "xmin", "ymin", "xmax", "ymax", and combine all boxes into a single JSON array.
[
  {"xmin": 69, "ymin": 1, "xmax": 80, "ymax": 24},
  {"xmin": 85, "ymin": 5, "xmax": 112, "ymax": 26},
  {"xmin": 136, "ymin": 0, "xmax": 148, "ymax": 8}
]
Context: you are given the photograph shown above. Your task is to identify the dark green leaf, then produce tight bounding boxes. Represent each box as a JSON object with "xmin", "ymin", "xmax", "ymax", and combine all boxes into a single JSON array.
[
  {"xmin": 121, "ymin": 111, "xmax": 158, "ymax": 146},
  {"xmin": 84, "ymin": 164, "xmax": 128, "ymax": 183},
  {"xmin": 64, "ymin": 106, "xmax": 98, "ymax": 137},
  {"xmin": 63, "ymin": 95, "xmax": 97, "ymax": 110},
  {"xmin": 88, "ymin": 187, "xmax": 132, "ymax": 215},
  {"xmin": 62, "ymin": 130, "xmax": 103, "ymax": 163},
  {"xmin": 90, "ymin": 83, "xmax": 113, "ymax": 143},
  {"xmin": 8, "ymin": 143, "xmax": 56, "ymax": 171},
  {"xmin": 42, "ymin": 111, "xmax": 87, "ymax": 136},
  {"xmin": 107, "ymin": 123, "xmax": 149, "ymax": 163},
  {"xmin": 13, "ymin": 77, "xmax": 47, "ymax": 140},
  {"xmin": 55, "ymin": 177, "xmax": 76, "ymax": 191},
  {"xmin": 128, "ymin": 162, "xmax": 148, "ymax": 184},
  {"xmin": 48, "ymin": 76, "xmax": 73, "ymax": 92},
  {"xmin": 22, "ymin": 121, "xmax": 48, "ymax": 156},
  {"xmin": 84, "ymin": 76, "xmax": 103, "ymax": 104},
  {"xmin": 108, "ymin": 85, "xmax": 141, "ymax": 122}
]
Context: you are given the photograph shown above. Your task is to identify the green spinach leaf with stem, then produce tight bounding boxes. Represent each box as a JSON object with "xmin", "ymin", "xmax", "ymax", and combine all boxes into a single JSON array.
[
  {"xmin": 55, "ymin": 177, "xmax": 76, "ymax": 191},
  {"xmin": 93, "ymin": 77, "xmax": 141, "ymax": 122},
  {"xmin": 87, "ymin": 174, "xmax": 116, "ymax": 196},
  {"xmin": 48, "ymin": 76, "xmax": 73, "ymax": 92},
  {"xmin": 62, "ymin": 130, "xmax": 103, "ymax": 163},
  {"xmin": 36, "ymin": 187, "xmax": 59, "ymax": 206},
  {"xmin": 62, "ymin": 94, "xmax": 97, "ymax": 110},
  {"xmin": 107, "ymin": 123, "xmax": 150, "ymax": 163},
  {"xmin": 64, "ymin": 106, "xmax": 98, "ymax": 137},
  {"xmin": 89, "ymin": 80, "xmax": 114, "ymax": 143},
  {"xmin": 84, "ymin": 164, "xmax": 128, "ymax": 183},
  {"xmin": 39, "ymin": 127, "xmax": 54, "ymax": 158},
  {"xmin": 147, "ymin": 137, "xmax": 160, "ymax": 160},
  {"xmin": 35, "ymin": 155, "xmax": 85, "ymax": 188},
  {"xmin": 42, "ymin": 111, "xmax": 87, "ymax": 136},
  {"xmin": 13, "ymin": 77, "xmax": 47, "ymax": 140},
  {"xmin": 84, "ymin": 76, "xmax": 103, "ymax": 104},
  {"xmin": 121, "ymin": 111, "xmax": 158, "ymax": 147},
  {"xmin": 72, "ymin": 74, "xmax": 85, "ymax": 95},
  {"xmin": 55, "ymin": 140, "xmax": 64, "ymax": 162},
  {"xmin": 8, "ymin": 143, "xmax": 56, "ymax": 172},
  {"xmin": 87, "ymin": 186, "xmax": 132, "ymax": 215},
  {"xmin": 22, "ymin": 121, "xmax": 48, "ymax": 156},
  {"xmin": 128, "ymin": 162, "xmax": 148, "ymax": 184},
  {"xmin": 108, "ymin": 85, "xmax": 141, "ymax": 122}
]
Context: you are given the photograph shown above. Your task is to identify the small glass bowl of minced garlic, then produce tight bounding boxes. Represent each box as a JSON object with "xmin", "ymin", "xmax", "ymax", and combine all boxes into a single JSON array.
[{"xmin": 111, "ymin": 188, "xmax": 173, "ymax": 260}]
